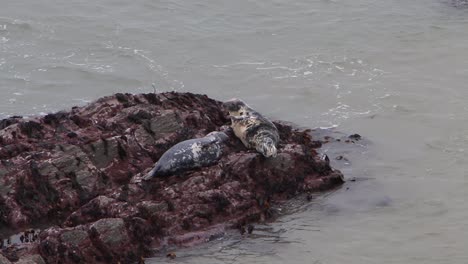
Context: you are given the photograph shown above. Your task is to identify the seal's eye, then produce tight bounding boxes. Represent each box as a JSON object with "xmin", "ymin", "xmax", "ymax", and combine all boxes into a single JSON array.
[{"xmin": 239, "ymin": 112, "xmax": 244, "ymax": 115}]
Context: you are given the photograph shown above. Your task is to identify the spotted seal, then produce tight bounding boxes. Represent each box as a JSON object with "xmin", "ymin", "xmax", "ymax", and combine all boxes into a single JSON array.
[
  {"xmin": 223, "ymin": 99, "xmax": 279, "ymax": 157},
  {"xmin": 143, "ymin": 131, "xmax": 229, "ymax": 179}
]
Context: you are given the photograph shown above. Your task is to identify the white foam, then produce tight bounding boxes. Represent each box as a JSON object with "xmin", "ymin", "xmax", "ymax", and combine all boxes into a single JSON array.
[{"xmin": 319, "ymin": 124, "xmax": 338, "ymax": 129}]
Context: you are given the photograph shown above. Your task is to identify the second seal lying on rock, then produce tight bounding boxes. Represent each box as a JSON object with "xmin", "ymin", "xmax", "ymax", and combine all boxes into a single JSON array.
[
  {"xmin": 143, "ymin": 131, "xmax": 228, "ymax": 179},
  {"xmin": 223, "ymin": 98, "xmax": 280, "ymax": 158}
]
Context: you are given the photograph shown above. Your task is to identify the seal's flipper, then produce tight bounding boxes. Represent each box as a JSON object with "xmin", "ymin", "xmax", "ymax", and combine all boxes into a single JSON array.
[
  {"xmin": 255, "ymin": 136, "xmax": 278, "ymax": 158},
  {"xmin": 142, "ymin": 166, "xmax": 158, "ymax": 180}
]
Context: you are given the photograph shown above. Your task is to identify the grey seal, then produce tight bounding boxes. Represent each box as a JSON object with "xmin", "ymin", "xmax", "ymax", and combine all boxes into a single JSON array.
[
  {"xmin": 223, "ymin": 98, "xmax": 279, "ymax": 158},
  {"xmin": 143, "ymin": 131, "xmax": 229, "ymax": 179}
]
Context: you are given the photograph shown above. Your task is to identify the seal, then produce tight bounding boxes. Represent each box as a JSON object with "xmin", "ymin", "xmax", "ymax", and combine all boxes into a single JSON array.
[
  {"xmin": 143, "ymin": 131, "xmax": 229, "ymax": 180},
  {"xmin": 223, "ymin": 98, "xmax": 279, "ymax": 158}
]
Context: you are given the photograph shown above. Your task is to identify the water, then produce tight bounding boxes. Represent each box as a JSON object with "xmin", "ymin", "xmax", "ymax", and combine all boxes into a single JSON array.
[{"xmin": 1, "ymin": 0, "xmax": 468, "ymax": 263}]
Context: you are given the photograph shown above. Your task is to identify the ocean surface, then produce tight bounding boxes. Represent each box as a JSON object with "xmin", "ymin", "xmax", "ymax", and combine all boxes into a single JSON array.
[{"xmin": 2, "ymin": 0, "xmax": 468, "ymax": 263}]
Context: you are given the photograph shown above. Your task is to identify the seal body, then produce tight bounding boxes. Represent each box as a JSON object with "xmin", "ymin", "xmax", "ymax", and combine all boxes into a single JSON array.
[
  {"xmin": 223, "ymin": 99, "xmax": 279, "ymax": 157},
  {"xmin": 143, "ymin": 132, "xmax": 228, "ymax": 179}
]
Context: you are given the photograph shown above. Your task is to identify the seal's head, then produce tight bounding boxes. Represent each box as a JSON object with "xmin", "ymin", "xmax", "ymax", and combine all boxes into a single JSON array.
[
  {"xmin": 223, "ymin": 98, "xmax": 250, "ymax": 117},
  {"xmin": 206, "ymin": 131, "xmax": 229, "ymax": 142}
]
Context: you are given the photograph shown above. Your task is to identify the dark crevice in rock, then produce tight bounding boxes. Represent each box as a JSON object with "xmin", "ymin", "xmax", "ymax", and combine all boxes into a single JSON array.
[
  {"xmin": 127, "ymin": 110, "xmax": 152, "ymax": 124},
  {"xmin": 142, "ymin": 93, "xmax": 160, "ymax": 105},
  {"xmin": 19, "ymin": 121, "xmax": 43, "ymax": 139},
  {"xmin": 43, "ymin": 112, "xmax": 69, "ymax": 126}
]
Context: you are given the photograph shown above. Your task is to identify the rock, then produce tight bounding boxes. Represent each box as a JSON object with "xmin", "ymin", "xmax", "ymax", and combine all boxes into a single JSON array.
[
  {"xmin": 348, "ymin": 134, "xmax": 361, "ymax": 141},
  {"xmin": 0, "ymin": 92, "xmax": 347, "ymax": 263},
  {"xmin": 83, "ymin": 137, "xmax": 120, "ymax": 169},
  {"xmin": 90, "ymin": 218, "xmax": 130, "ymax": 249},
  {"xmin": 63, "ymin": 195, "xmax": 136, "ymax": 227},
  {"xmin": 0, "ymin": 254, "xmax": 11, "ymax": 264},
  {"xmin": 16, "ymin": 255, "xmax": 45, "ymax": 264},
  {"xmin": 148, "ymin": 110, "xmax": 183, "ymax": 138},
  {"xmin": 137, "ymin": 201, "xmax": 168, "ymax": 215},
  {"xmin": 60, "ymin": 229, "xmax": 89, "ymax": 246}
]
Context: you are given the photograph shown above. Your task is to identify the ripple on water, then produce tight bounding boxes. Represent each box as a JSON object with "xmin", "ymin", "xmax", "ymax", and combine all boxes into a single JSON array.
[
  {"xmin": 211, "ymin": 54, "xmax": 391, "ymax": 127},
  {"xmin": 0, "ymin": 34, "xmax": 186, "ymax": 117}
]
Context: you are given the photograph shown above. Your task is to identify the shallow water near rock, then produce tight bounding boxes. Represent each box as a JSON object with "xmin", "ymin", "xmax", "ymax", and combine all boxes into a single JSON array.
[
  {"xmin": 0, "ymin": 229, "xmax": 41, "ymax": 250},
  {"xmin": 1, "ymin": 0, "xmax": 468, "ymax": 263}
]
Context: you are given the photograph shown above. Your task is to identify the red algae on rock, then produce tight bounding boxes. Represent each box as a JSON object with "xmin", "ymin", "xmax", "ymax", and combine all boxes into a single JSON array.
[{"xmin": 0, "ymin": 92, "xmax": 343, "ymax": 263}]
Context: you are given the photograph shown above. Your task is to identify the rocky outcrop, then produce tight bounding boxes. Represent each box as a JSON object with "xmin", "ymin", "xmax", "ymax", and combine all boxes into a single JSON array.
[{"xmin": 0, "ymin": 92, "xmax": 344, "ymax": 263}]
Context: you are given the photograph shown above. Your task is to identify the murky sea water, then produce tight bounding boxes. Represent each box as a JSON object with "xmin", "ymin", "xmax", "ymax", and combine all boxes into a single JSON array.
[{"xmin": 2, "ymin": 0, "xmax": 468, "ymax": 263}]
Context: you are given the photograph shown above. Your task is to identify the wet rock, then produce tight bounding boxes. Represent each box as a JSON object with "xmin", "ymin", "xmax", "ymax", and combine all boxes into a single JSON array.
[
  {"xmin": 0, "ymin": 92, "xmax": 346, "ymax": 263},
  {"xmin": 348, "ymin": 134, "xmax": 361, "ymax": 141},
  {"xmin": 247, "ymin": 224, "xmax": 254, "ymax": 234}
]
